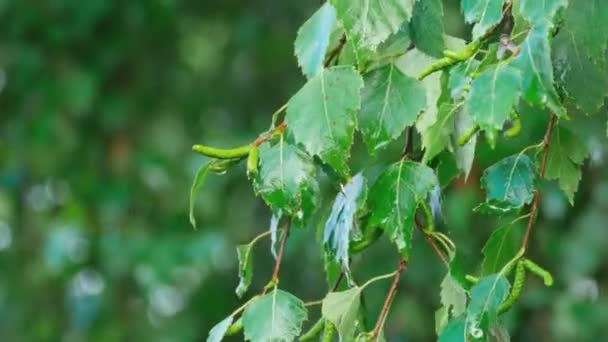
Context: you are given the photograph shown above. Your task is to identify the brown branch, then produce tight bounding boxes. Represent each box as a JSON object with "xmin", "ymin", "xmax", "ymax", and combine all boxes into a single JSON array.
[
  {"xmin": 371, "ymin": 258, "xmax": 408, "ymax": 340},
  {"xmin": 262, "ymin": 219, "xmax": 292, "ymax": 294},
  {"xmin": 415, "ymin": 217, "xmax": 449, "ymax": 267},
  {"xmin": 521, "ymin": 113, "xmax": 557, "ymax": 251},
  {"xmin": 324, "ymin": 35, "xmax": 347, "ymax": 67}
]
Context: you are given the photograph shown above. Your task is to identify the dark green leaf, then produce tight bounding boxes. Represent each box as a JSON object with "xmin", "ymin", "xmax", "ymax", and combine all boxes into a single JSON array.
[
  {"xmin": 207, "ymin": 316, "xmax": 234, "ymax": 342},
  {"xmin": 368, "ymin": 160, "xmax": 439, "ymax": 258},
  {"xmin": 287, "ymin": 66, "xmax": 363, "ymax": 176},
  {"xmin": 481, "ymin": 224, "xmax": 525, "ymax": 275},
  {"xmin": 189, "ymin": 161, "xmax": 213, "ymax": 228},
  {"xmin": 322, "ymin": 287, "xmax": 361, "ymax": 340},
  {"xmin": 438, "ymin": 315, "xmax": 466, "ymax": 342},
  {"xmin": 478, "ymin": 154, "xmax": 538, "ymax": 213},
  {"xmin": 242, "ymin": 289, "xmax": 308, "ymax": 342},
  {"xmin": 294, "ymin": 3, "xmax": 337, "ymax": 79},
  {"xmin": 448, "ymin": 59, "xmax": 480, "ymax": 100},
  {"xmin": 236, "ymin": 244, "xmax": 254, "ymax": 298},
  {"xmin": 545, "ymin": 127, "xmax": 589, "ymax": 204},
  {"xmin": 465, "ymin": 275, "xmax": 510, "ymax": 339},
  {"xmin": 359, "ymin": 63, "xmax": 426, "ymax": 154},
  {"xmin": 423, "ymin": 102, "xmax": 461, "ymax": 163},
  {"xmin": 411, "ymin": 0, "xmax": 445, "ymax": 58},
  {"xmin": 461, "ymin": 0, "xmax": 506, "ymax": 40},
  {"xmin": 254, "ymin": 143, "xmax": 318, "ymax": 220},
  {"xmin": 466, "ymin": 64, "xmax": 522, "ymax": 132}
]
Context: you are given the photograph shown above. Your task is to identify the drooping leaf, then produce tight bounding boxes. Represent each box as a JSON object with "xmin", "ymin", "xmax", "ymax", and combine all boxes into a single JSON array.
[
  {"xmin": 189, "ymin": 161, "xmax": 212, "ymax": 228},
  {"xmin": 410, "ymin": 0, "xmax": 445, "ymax": 58},
  {"xmin": 519, "ymin": 0, "xmax": 567, "ymax": 27},
  {"xmin": 270, "ymin": 210, "xmax": 282, "ymax": 259},
  {"xmin": 478, "ymin": 154, "xmax": 538, "ymax": 213},
  {"xmin": 465, "ymin": 64, "xmax": 522, "ymax": 132},
  {"xmin": 440, "ymin": 273, "xmax": 468, "ymax": 318},
  {"xmin": 321, "ymin": 287, "xmax": 361, "ymax": 340},
  {"xmin": 481, "ymin": 224, "xmax": 525, "ymax": 275},
  {"xmin": 367, "ymin": 160, "xmax": 439, "ymax": 258},
  {"xmin": 242, "ymin": 289, "xmax": 307, "ymax": 342},
  {"xmin": 511, "ymin": 26, "xmax": 566, "ymax": 117},
  {"xmin": 453, "ymin": 110, "xmax": 477, "ymax": 180},
  {"xmin": 465, "ymin": 275, "xmax": 510, "ymax": 339},
  {"xmin": 324, "ymin": 174, "xmax": 367, "ymax": 269},
  {"xmin": 461, "ymin": 0, "xmax": 506, "ymax": 40},
  {"xmin": 330, "ymin": 0, "xmax": 416, "ymax": 50},
  {"xmin": 359, "ymin": 63, "xmax": 426, "ymax": 154},
  {"xmin": 545, "ymin": 127, "xmax": 589, "ymax": 204},
  {"xmin": 423, "ymin": 102, "xmax": 461, "ymax": 163},
  {"xmin": 286, "ymin": 66, "xmax": 363, "ymax": 177},
  {"xmin": 236, "ymin": 244, "xmax": 254, "ymax": 298},
  {"xmin": 254, "ymin": 142, "xmax": 318, "ymax": 220},
  {"xmin": 553, "ymin": 2, "xmax": 608, "ymax": 116},
  {"xmin": 207, "ymin": 316, "xmax": 234, "ymax": 342},
  {"xmin": 294, "ymin": 3, "xmax": 337, "ymax": 78}
]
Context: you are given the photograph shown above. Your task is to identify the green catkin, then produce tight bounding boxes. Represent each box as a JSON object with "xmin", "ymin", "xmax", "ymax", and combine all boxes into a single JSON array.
[
  {"xmin": 523, "ymin": 259, "xmax": 554, "ymax": 286},
  {"xmin": 192, "ymin": 143, "xmax": 252, "ymax": 159},
  {"xmin": 504, "ymin": 111, "xmax": 522, "ymax": 137},
  {"xmin": 322, "ymin": 321, "xmax": 335, "ymax": 342},
  {"xmin": 300, "ymin": 318, "xmax": 325, "ymax": 341},
  {"xmin": 247, "ymin": 145, "xmax": 260, "ymax": 177},
  {"xmin": 499, "ymin": 261, "xmax": 526, "ymax": 314}
]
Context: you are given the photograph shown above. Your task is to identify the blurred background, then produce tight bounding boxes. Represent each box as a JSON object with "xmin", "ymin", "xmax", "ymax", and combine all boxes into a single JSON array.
[{"xmin": 0, "ymin": 1, "xmax": 607, "ymax": 341}]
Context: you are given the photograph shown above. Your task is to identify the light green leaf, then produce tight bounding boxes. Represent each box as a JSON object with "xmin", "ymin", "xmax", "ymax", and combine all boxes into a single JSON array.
[
  {"xmin": 410, "ymin": 0, "xmax": 445, "ymax": 58},
  {"xmin": 438, "ymin": 315, "xmax": 465, "ymax": 342},
  {"xmin": 520, "ymin": 0, "xmax": 567, "ymax": 27},
  {"xmin": 322, "ymin": 287, "xmax": 361, "ymax": 340},
  {"xmin": 207, "ymin": 316, "xmax": 234, "ymax": 342},
  {"xmin": 242, "ymin": 289, "xmax": 307, "ymax": 342},
  {"xmin": 553, "ymin": 1, "xmax": 608, "ymax": 116},
  {"xmin": 294, "ymin": 3, "xmax": 337, "ymax": 79},
  {"xmin": 254, "ymin": 142, "xmax": 318, "ymax": 220},
  {"xmin": 453, "ymin": 110, "xmax": 477, "ymax": 180},
  {"xmin": 359, "ymin": 63, "xmax": 426, "ymax": 154},
  {"xmin": 330, "ymin": 0, "xmax": 416, "ymax": 50},
  {"xmin": 466, "ymin": 64, "xmax": 522, "ymax": 132},
  {"xmin": 478, "ymin": 154, "xmax": 538, "ymax": 213},
  {"xmin": 189, "ymin": 161, "xmax": 212, "ymax": 228},
  {"xmin": 512, "ymin": 26, "xmax": 566, "ymax": 117},
  {"xmin": 367, "ymin": 160, "xmax": 439, "ymax": 258},
  {"xmin": 287, "ymin": 66, "xmax": 363, "ymax": 177},
  {"xmin": 448, "ymin": 59, "xmax": 480, "ymax": 100},
  {"xmin": 440, "ymin": 273, "xmax": 468, "ymax": 318},
  {"xmin": 481, "ymin": 224, "xmax": 525, "ymax": 276},
  {"xmin": 465, "ymin": 275, "xmax": 510, "ymax": 338},
  {"xmin": 423, "ymin": 102, "xmax": 460, "ymax": 163},
  {"xmin": 461, "ymin": 0, "xmax": 506, "ymax": 40},
  {"xmin": 545, "ymin": 127, "xmax": 589, "ymax": 204},
  {"xmin": 236, "ymin": 244, "xmax": 254, "ymax": 298},
  {"xmin": 324, "ymin": 174, "xmax": 367, "ymax": 269}
]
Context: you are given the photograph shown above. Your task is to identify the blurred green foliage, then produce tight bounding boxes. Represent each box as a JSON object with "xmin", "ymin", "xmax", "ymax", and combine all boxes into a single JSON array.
[{"xmin": 0, "ymin": 1, "xmax": 607, "ymax": 341}]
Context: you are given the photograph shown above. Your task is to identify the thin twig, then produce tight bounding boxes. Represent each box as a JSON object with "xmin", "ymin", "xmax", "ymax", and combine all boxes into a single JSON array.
[
  {"xmin": 371, "ymin": 258, "xmax": 408, "ymax": 340},
  {"xmin": 324, "ymin": 35, "xmax": 347, "ymax": 67},
  {"xmin": 521, "ymin": 113, "xmax": 557, "ymax": 251},
  {"xmin": 262, "ymin": 219, "xmax": 292, "ymax": 294},
  {"xmin": 415, "ymin": 216, "xmax": 449, "ymax": 267}
]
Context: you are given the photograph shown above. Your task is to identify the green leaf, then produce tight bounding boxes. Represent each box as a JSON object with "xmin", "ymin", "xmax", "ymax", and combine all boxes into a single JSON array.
[
  {"xmin": 242, "ymin": 289, "xmax": 308, "ymax": 342},
  {"xmin": 478, "ymin": 154, "xmax": 538, "ymax": 213},
  {"xmin": 422, "ymin": 102, "xmax": 460, "ymax": 163},
  {"xmin": 367, "ymin": 160, "xmax": 439, "ymax": 258},
  {"xmin": 453, "ymin": 110, "xmax": 477, "ymax": 180},
  {"xmin": 448, "ymin": 59, "xmax": 480, "ymax": 100},
  {"xmin": 466, "ymin": 64, "xmax": 522, "ymax": 132},
  {"xmin": 359, "ymin": 63, "xmax": 426, "ymax": 154},
  {"xmin": 287, "ymin": 66, "xmax": 363, "ymax": 177},
  {"xmin": 512, "ymin": 26, "xmax": 565, "ymax": 117},
  {"xmin": 438, "ymin": 315, "xmax": 466, "ymax": 342},
  {"xmin": 461, "ymin": 0, "xmax": 506, "ymax": 40},
  {"xmin": 465, "ymin": 275, "xmax": 510, "ymax": 338},
  {"xmin": 321, "ymin": 287, "xmax": 361, "ymax": 340},
  {"xmin": 294, "ymin": 3, "xmax": 337, "ymax": 79},
  {"xmin": 545, "ymin": 127, "xmax": 589, "ymax": 204},
  {"xmin": 481, "ymin": 224, "xmax": 525, "ymax": 275},
  {"xmin": 440, "ymin": 273, "xmax": 468, "ymax": 318},
  {"xmin": 519, "ymin": 0, "xmax": 567, "ymax": 27},
  {"xmin": 189, "ymin": 161, "xmax": 213, "ymax": 228},
  {"xmin": 330, "ymin": 0, "xmax": 416, "ymax": 50},
  {"xmin": 553, "ymin": 1, "xmax": 608, "ymax": 116},
  {"xmin": 235, "ymin": 244, "xmax": 254, "ymax": 298},
  {"xmin": 324, "ymin": 174, "xmax": 367, "ymax": 269},
  {"xmin": 207, "ymin": 316, "xmax": 234, "ymax": 342},
  {"xmin": 254, "ymin": 142, "xmax": 318, "ymax": 220},
  {"xmin": 410, "ymin": 0, "xmax": 445, "ymax": 58}
]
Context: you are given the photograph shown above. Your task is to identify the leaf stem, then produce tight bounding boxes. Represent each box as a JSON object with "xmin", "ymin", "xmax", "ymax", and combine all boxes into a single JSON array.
[
  {"xmin": 262, "ymin": 219, "xmax": 292, "ymax": 294},
  {"xmin": 360, "ymin": 270, "xmax": 399, "ymax": 291},
  {"xmin": 370, "ymin": 258, "xmax": 408, "ymax": 341}
]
